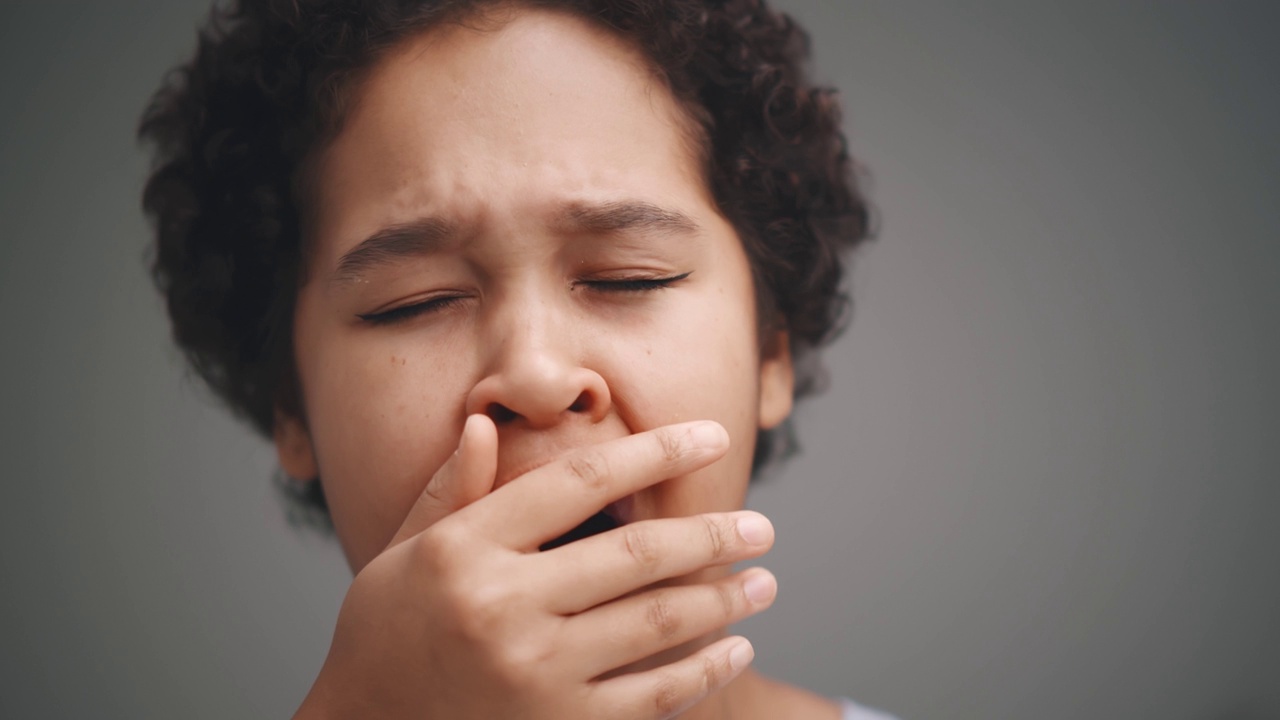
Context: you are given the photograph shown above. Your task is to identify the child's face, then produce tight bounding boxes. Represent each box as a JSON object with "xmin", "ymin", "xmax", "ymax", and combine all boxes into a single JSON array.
[{"xmin": 276, "ymin": 8, "xmax": 794, "ymax": 572}]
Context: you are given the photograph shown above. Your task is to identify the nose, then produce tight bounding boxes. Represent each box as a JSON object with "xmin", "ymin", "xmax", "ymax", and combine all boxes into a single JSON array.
[{"xmin": 464, "ymin": 300, "xmax": 611, "ymax": 430}]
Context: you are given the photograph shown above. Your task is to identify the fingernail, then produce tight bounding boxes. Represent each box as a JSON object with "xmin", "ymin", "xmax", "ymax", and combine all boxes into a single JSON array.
[
  {"xmin": 743, "ymin": 570, "xmax": 777, "ymax": 605},
  {"xmin": 728, "ymin": 639, "xmax": 755, "ymax": 671},
  {"xmin": 736, "ymin": 514, "xmax": 772, "ymax": 545},
  {"xmin": 689, "ymin": 421, "xmax": 727, "ymax": 449}
]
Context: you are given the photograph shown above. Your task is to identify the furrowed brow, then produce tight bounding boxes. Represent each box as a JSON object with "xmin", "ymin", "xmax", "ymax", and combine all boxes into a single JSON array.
[
  {"xmin": 332, "ymin": 217, "xmax": 458, "ymax": 284},
  {"xmin": 556, "ymin": 200, "xmax": 700, "ymax": 238}
]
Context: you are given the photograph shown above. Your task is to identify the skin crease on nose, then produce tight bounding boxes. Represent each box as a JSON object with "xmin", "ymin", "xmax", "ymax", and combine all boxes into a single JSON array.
[{"xmin": 272, "ymin": 7, "xmax": 840, "ymax": 719}]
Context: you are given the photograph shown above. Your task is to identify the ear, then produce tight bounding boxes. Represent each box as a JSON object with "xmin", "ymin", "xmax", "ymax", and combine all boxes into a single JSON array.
[
  {"xmin": 273, "ymin": 409, "xmax": 319, "ymax": 481},
  {"xmin": 758, "ymin": 330, "xmax": 795, "ymax": 430}
]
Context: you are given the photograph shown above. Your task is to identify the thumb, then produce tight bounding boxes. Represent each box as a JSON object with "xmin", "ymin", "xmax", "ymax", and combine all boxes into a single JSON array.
[{"xmin": 387, "ymin": 413, "xmax": 497, "ymax": 549}]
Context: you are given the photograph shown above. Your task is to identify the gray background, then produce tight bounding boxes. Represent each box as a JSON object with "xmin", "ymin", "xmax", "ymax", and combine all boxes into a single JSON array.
[{"xmin": 1, "ymin": 1, "xmax": 1277, "ymax": 718}]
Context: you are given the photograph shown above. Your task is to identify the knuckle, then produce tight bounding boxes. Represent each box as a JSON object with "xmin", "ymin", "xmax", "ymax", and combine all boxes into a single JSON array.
[
  {"xmin": 701, "ymin": 654, "xmax": 721, "ymax": 695},
  {"xmin": 450, "ymin": 576, "xmax": 513, "ymax": 637},
  {"xmin": 701, "ymin": 515, "xmax": 730, "ymax": 561},
  {"xmin": 565, "ymin": 450, "xmax": 610, "ymax": 492},
  {"xmin": 420, "ymin": 474, "xmax": 449, "ymax": 508},
  {"xmin": 652, "ymin": 674, "xmax": 682, "ymax": 718},
  {"xmin": 413, "ymin": 525, "xmax": 461, "ymax": 575},
  {"xmin": 470, "ymin": 577, "xmax": 513, "ymax": 615},
  {"xmin": 622, "ymin": 525, "xmax": 661, "ymax": 571},
  {"xmin": 645, "ymin": 593, "xmax": 681, "ymax": 642},
  {"xmin": 716, "ymin": 582, "xmax": 737, "ymax": 619},
  {"xmin": 656, "ymin": 426, "xmax": 686, "ymax": 464},
  {"xmin": 496, "ymin": 634, "xmax": 557, "ymax": 687}
]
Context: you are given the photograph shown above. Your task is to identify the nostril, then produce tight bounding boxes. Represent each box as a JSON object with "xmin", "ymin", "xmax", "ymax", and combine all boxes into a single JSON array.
[
  {"xmin": 568, "ymin": 391, "xmax": 593, "ymax": 413},
  {"xmin": 486, "ymin": 403, "xmax": 518, "ymax": 424}
]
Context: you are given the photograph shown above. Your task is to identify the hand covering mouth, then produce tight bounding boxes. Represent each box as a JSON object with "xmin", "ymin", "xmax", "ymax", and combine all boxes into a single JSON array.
[{"xmin": 538, "ymin": 494, "xmax": 634, "ymax": 551}]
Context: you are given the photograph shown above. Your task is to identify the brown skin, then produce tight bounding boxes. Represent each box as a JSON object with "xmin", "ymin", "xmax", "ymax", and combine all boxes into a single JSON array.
[{"xmin": 278, "ymin": 8, "xmax": 841, "ymax": 719}]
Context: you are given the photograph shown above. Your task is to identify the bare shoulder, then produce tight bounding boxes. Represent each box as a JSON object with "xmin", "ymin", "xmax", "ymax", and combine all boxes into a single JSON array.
[{"xmin": 742, "ymin": 672, "xmax": 844, "ymax": 720}]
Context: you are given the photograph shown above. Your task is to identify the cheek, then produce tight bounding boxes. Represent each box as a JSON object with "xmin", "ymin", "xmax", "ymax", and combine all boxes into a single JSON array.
[
  {"xmin": 298, "ymin": 320, "xmax": 475, "ymax": 560},
  {"xmin": 611, "ymin": 301, "xmax": 750, "ymax": 398},
  {"xmin": 625, "ymin": 273, "xmax": 760, "ymax": 423},
  {"xmin": 605, "ymin": 288, "xmax": 762, "ymax": 513}
]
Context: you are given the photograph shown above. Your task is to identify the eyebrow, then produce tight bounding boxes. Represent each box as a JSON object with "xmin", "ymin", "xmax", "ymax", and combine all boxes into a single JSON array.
[
  {"xmin": 331, "ymin": 200, "xmax": 699, "ymax": 284},
  {"xmin": 554, "ymin": 200, "xmax": 701, "ymax": 238},
  {"xmin": 332, "ymin": 216, "xmax": 458, "ymax": 284}
]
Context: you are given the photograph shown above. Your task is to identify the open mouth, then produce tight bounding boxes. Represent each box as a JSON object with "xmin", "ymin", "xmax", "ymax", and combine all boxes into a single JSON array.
[
  {"xmin": 538, "ymin": 496, "xmax": 633, "ymax": 551},
  {"xmin": 539, "ymin": 510, "xmax": 619, "ymax": 551}
]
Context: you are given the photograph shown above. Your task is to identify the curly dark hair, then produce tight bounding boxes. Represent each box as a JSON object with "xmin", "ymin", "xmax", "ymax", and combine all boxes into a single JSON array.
[{"xmin": 139, "ymin": 0, "xmax": 872, "ymax": 519}]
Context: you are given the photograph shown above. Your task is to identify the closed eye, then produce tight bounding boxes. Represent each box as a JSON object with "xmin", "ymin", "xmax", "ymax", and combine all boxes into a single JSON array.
[
  {"xmin": 357, "ymin": 295, "xmax": 467, "ymax": 325},
  {"xmin": 358, "ymin": 272, "xmax": 691, "ymax": 325},
  {"xmin": 575, "ymin": 271, "xmax": 692, "ymax": 293}
]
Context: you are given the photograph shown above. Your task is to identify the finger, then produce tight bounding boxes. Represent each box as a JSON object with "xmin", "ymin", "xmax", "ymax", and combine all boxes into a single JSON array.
[
  {"xmin": 590, "ymin": 635, "xmax": 755, "ymax": 720},
  {"xmin": 568, "ymin": 568, "xmax": 776, "ymax": 678},
  {"xmin": 387, "ymin": 414, "xmax": 497, "ymax": 549},
  {"xmin": 464, "ymin": 420, "xmax": 729, "ymax": 551},
  {"xmin": 541, "ymin": 512, "xmax": 774, "ymax": 614}
]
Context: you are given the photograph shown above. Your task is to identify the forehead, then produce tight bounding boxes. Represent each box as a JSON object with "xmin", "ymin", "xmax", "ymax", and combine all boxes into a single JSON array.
[{"xmin": 307, "ymin": 7, "xmax": 711, "ymax": 259}]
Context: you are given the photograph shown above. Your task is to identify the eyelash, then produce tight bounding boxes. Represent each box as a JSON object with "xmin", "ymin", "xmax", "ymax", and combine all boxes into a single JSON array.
[
  {"xmin": 574, "ymin": 271, "xmax": 691, "ymax": 293},
  {"xmin": 357, "ymin": 272, "xmax": 691, "ymax": 326},
  {"xmin": 357, "ymin": 296, "xmax": 467, "ymax": 326}
]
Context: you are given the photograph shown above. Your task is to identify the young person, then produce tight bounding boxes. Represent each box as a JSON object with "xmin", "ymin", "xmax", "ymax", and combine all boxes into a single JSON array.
[{"xmin": 140, "ymin": 0, "xmax": 886, "ymax": 717}]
